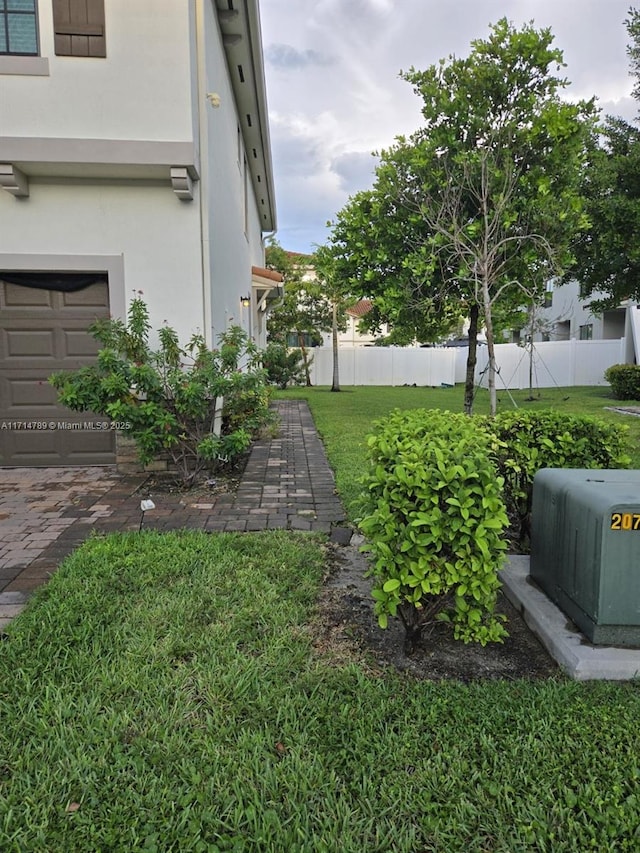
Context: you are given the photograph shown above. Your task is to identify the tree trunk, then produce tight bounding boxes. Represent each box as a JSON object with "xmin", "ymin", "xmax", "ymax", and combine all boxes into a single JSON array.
[
  {"xmin": 297, "ymin": 331, "xmax": 312, "ymax": 386},
  {"xmin": 331, "ymin": 302, "xmax": 340, "ymax": 392},
  {"xmin": 482, "ymin": 277, "xmax": 498, "ymax": 416},
  {"xmin": 463, "ymin": 304, "xmax": 479, "ymax": 415},
  {"xmin": 527, "ymin": 301, "xmax": 535, "ymax": 400}
]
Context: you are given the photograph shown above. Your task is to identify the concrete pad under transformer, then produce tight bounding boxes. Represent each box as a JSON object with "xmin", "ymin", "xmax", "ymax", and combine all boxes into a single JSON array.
[{"xmin": 500, "ymin": 556, "xmax": 640, "ymax": 681}]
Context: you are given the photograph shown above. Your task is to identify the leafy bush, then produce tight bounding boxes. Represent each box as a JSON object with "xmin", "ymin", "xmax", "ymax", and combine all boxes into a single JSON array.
[
  {"xmin": 488, "ymin": 409, "xmax": 631, "ymax": 548},
  {"xmin": 604, "ymin": 363, "xmax": 640, "ymax": 400},
  {"xmin": 50, "ymin": 297, "xmax": 272, "ymax": 487},
  {"xmin": 359, "ymin": 409, "xmax": 509, "ymax": 651},
  {"xmin": 261, "ymin": 342, "xmax": 307, "ymax": 389}
]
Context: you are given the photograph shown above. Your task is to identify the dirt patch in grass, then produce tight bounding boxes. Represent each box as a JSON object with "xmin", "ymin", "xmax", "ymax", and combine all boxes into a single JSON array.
[{"xmin": 312, "ymin": 542, "xmax": 560, "ymax": 682}]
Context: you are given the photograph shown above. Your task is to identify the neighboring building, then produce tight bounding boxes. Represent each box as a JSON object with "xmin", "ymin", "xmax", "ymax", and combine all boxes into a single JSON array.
[
  {"xmin": 278, "ymin": 252, "xmax": 387, "ymax": 347},
  {"xmin": 534, "ymin": 280, "xmax": 626, "ymax": 342},
  {"xmin": 0, "ymin": 0, "xmax": 279, "ymax": 466},
  {"xmin": 321, "ymin": 298, "xmax": 384, "ymax": 348},
  {"xmin": 530, "ymin": 280, "xmax": 639, "ymax": 363}
]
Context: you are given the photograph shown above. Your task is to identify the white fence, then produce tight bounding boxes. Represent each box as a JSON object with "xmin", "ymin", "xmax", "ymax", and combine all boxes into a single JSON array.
[
  {"xmin": 475, "ymin": 339, "xmax": 627, "ymax": 390},
  {"xmin": 308, "ymin": 338, "xmax": 627, "ymax": 388},
  {"xmin": 309, "ymin": 346, "xmax": 457, "ymax": 387}
]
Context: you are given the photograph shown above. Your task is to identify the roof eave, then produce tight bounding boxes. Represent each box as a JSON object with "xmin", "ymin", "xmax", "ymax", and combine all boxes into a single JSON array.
[{"xmin": 216, "ymin": 0, "xmax": 277, "ymax": 233}]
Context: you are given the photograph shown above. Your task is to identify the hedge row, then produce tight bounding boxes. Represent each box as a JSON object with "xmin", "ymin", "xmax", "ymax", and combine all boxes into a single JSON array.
[{"xmin": 359, "ymin": 408, "xmax": 630, "ymax": 649}]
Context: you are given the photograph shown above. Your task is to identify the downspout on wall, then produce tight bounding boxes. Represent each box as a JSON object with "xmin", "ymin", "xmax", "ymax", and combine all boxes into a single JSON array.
[{"xmin": 194, "ymin": 0, "xmax": 213, "ymax": 347}]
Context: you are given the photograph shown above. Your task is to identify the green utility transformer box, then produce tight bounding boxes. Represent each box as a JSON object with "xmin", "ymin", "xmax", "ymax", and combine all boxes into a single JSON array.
[{"xmin": 531, "ymin": 469, "xmax": 640, "ymax": 646}]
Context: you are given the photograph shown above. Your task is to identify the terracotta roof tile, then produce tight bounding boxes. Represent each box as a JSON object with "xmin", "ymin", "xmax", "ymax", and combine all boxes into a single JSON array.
[
  {"xmin": 252, "ymin": 265, "xmax": 284, "ymax": 283},
  {"xmin": 346, "ymin": 298, "xmax": 373, "ymax": 318}
]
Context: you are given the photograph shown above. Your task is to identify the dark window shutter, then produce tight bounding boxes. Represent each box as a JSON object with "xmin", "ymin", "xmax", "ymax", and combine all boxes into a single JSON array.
[{"xmin": 53, "ymin": 0, "xmax": 105, "ymax": 57}]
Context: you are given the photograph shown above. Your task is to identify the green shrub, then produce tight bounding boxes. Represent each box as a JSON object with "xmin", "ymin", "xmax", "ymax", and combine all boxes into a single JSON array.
[
  {"xmin": 488, "ymin": 409, "xmax": 631, "ymax": 548},
  {"xmin": 359, "ymin": 409, "xmax": 509, "ymax": 651},
  {"xmin": 262, "ymin": 342, "xmax": 307, "ymax": 389},
  {"xmin": 50, "ymin": 297, "xmax": 272, "ymax": 487},
  {"xmin": 604, "ymin": 363, "xmax": 640, "ymax": 400}
]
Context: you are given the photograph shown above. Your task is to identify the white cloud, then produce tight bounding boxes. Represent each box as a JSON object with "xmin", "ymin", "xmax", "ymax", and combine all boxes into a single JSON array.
[
  {"xmin": 265, "ymin": 43, "xmax": 333, "ymax": 69},
  {"xmin": 331, "ymin": 151, "xmax": 379, "ymax": 193},
  {"xmin": 261, "ymin": 0, "xmax": 636, "ymax": 253}
]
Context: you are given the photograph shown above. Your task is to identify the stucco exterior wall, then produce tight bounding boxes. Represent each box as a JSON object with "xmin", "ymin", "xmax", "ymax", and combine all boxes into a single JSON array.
[
  {"xmin": 3, "ymin": 0, "xmax": 195, "ymax": 142},
  {"xmin": 537, "ymin": 280, "xmax": 629, "ymax": 342},
  {"xmin": 1, "ymin": 0, "xmax": 273, "ymax": 349},
  {"xmin": 541, "ymin": 280, "xmax": 605, "ymax": 339},
  {"xmin": 321, "ymin": 316, "xmax": 382, "ymax": 347},
  {"xmin": 0, "ymin": 180, "xmax": 204, "ymax": 344}
]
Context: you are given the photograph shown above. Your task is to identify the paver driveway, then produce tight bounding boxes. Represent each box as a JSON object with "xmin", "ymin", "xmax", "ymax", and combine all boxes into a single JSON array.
[
  {"xmin": 0, "ymin": 466, "xmax": 121, "ymax": 593},
  {"xmin": 0, "ymin": 400, "xmax": 347, "ymax": 627}
]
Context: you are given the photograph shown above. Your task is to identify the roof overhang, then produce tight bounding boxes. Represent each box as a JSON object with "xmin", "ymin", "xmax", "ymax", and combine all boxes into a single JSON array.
[
  {"xmin": 216, "ymin": 0, "xmax": 276, "ymax": 232},
  {"xmin": 252, "ymin": 264, "xmax": 282, "ymax": 311}
]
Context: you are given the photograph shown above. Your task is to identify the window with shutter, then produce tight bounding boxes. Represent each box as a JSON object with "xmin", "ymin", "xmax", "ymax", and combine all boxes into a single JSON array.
[
  {"xmin": 52, "ymin": 0, "xmax": 105, "ymax": 58},
  {"xmin": 0, "ymin": 0, "xmax": 39, "ymax": 56}
]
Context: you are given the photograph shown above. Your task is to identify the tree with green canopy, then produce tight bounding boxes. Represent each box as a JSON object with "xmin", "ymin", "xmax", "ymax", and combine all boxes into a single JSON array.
[
  {"xmin": 313, "ymin": 244, "xmax": 357, "ymax": 392},
  {"xmin": 569, "ymin": 8, "xmax": 640, "ymax": 311},
  {"xmin": 265, "ymin": 240, "xmax": 331, "ymax": 386},
  {"xmin": 265, "ymin": 240, "xmax": 353, "ymax": 388},
  {"xmin": 328, "ymin": 18, "xmax": 596, "ymax": 413}
]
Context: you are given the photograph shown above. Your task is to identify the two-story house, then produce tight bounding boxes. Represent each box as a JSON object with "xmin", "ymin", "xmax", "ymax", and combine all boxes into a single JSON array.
[
  {"xmin": 530, "ymin": 280, "xmax": 640, "ymax": 365},
  {"xmin": 0, "ymin": 0, "xmax": 279, "ymax": 466},
  {"xmin": 319, "ymin": 299, "xmax": 388, "ymax": 348}
]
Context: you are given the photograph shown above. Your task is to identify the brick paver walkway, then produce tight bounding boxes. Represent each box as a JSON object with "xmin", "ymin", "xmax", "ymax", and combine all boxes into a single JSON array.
[{"xmin": 0, "ymin": 400, "xmax": 347, "ymax": 628}]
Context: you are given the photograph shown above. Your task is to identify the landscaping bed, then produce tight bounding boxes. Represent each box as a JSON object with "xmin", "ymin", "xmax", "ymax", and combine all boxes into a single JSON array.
[
  {"xmin": 314, "ymin": 543, "xmax": 559, "ymax": 682},
  {"xmin": 140, "ymin": 450, "xmax": 250, "ymax": 501}
]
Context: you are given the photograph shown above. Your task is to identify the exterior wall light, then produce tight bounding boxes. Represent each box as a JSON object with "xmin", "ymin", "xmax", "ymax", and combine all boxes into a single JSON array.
[{"xmin": 240, "ymin": 295, "xmax": 251, "ymax": 307}]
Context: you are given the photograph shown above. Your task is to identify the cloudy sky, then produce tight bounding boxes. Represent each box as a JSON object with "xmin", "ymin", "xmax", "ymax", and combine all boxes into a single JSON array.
[{"xmin": 259, "ymin": 0, "xmax": 637, "ymax": 254}]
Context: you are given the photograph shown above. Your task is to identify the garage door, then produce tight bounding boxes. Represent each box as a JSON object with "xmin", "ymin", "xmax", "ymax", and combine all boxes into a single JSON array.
[{"xmin": 0, "ymin": 279, "xmax": 116, "ymax": 466}]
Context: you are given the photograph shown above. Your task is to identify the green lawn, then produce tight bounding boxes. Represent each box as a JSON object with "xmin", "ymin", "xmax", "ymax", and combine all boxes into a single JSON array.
[
  {"xmin": 2, "ymin": 530, "xmax": 640, "ymax": 851},
  {"xmin": 275, "ymin": 384, "xmax": 640, "ymax": 518},
  {"xmin": 2, "ymin": 385, "xmax": 640, "ymax": 850}
]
